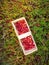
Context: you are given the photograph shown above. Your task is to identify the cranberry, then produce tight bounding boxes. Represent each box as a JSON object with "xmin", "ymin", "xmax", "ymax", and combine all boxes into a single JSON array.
[
  {"xmin": 14, "ymin": 19, "xmax": 29, "ymax": 35},
  {"xmin": 6, "ymin": 19, "xmax": 12, "ymax": 23},
  {"xmin": 21, "ymin": 35, "xmax": 35, "ymax": 50},
  {"xmin": 0, "ymin": 16, "xmax": 2, "ymax": 20}
]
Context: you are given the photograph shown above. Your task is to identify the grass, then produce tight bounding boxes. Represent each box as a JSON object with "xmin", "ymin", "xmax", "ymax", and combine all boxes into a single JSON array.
[{"xmin": 0, "ymin": 0, "xmax": 49, "ymax": 65}]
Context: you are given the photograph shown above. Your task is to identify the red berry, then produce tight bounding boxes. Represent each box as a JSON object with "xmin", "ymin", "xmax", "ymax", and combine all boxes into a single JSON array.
[
  {"xmin": 14, "ymin": 19, "xmax": 29, "ymax": 35},
  {"xmin": 21, "ymin": 35, "xmax": 35, "ymax": 50},
  {"xmin": 6, "ymin": 19, "xmax": 12, "ymax": 23},
  {"xmin": 0, "ymin": 16, "xmax": 2, "ymax": 20}
]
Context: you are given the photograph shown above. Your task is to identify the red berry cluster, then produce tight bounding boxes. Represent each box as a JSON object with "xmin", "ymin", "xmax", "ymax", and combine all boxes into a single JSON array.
[
  {"xmin": 14, "ymin": 19, "xmax": 35, "ymax": 51},
  {"xmin": 14, "ymin": 19, "xmax": 29, "ymax": 35},
  {"xmin": 21, "ymin": 35, "xmax": 35, "ymax": 50}
]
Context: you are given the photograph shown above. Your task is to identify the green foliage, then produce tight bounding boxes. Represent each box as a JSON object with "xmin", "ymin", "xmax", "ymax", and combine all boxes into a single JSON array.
[{"xmin": 0, "ymin": 0, "xmax": 49, "ymax": 65}]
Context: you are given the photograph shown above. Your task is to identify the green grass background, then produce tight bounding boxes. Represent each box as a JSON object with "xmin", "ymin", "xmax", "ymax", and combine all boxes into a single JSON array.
[{"xmin": 0, "ymin": 0, "xmax": 49, "ymax": 65}]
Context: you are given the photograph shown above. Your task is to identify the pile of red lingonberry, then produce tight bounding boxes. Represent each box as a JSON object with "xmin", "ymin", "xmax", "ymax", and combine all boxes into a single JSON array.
[
  {"xmin": 14, "ymin": 19, "xmax": 36, "ymax": 51},
  {"xmin": 21, "ymin": 35, "xmax": 35, "ymax": 50},
  {"xmin": 14, "ymin": 19, "xmax": 29, "ymax": 35}
]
